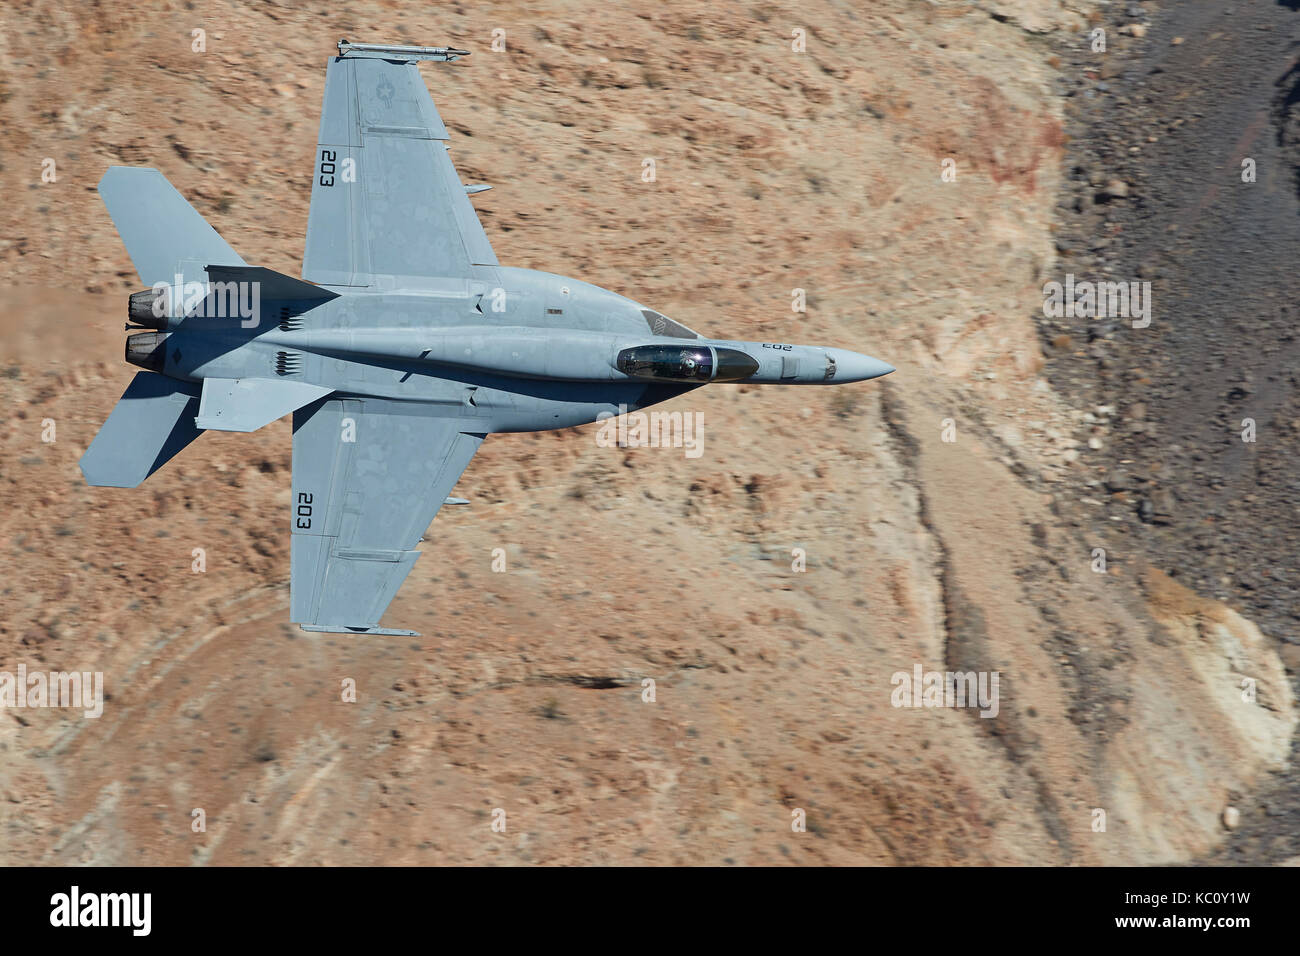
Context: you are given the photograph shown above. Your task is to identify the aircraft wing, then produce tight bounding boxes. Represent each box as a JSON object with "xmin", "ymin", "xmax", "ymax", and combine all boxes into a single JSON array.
[
  {"xmin": 302, "ymin": 51, "xmax": 498, "ymax": 287},
  {"xmin": 290, "ymin": 396, "xmax": 483, "ymax": 635}
]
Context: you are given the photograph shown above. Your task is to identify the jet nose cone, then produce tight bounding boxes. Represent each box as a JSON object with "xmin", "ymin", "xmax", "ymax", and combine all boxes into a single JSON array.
[{"xmin": 830, "ymin": 350, "xmax": 895, "ymax": 382}]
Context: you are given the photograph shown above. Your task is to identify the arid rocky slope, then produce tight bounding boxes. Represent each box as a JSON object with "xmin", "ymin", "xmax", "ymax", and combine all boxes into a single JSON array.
[{"xmin": 0, "ymin": 0, "xmax": 1292, "ymax": 864}]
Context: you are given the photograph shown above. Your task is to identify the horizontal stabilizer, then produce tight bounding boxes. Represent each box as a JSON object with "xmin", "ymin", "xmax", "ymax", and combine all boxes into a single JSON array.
[
  {"xmin": 196, "ymin": 377, "xmax": 333, "ymax": 432},
  {"xmin": 204, "ymin": 265, "xmax": 339, "ymax": 303},
  {"xmin": 80, "ymin": 372, "xmax": 204, "ymax": 487},
  {"xmin": 99, "ymin": 166, "xmax": 246, "ymax": 288}
]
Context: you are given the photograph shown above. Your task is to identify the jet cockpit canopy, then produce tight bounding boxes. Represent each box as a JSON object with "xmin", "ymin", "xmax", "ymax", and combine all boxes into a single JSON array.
[{"xmin": 616, "ymin": 345, "xmax": 759, "ymax": 383}]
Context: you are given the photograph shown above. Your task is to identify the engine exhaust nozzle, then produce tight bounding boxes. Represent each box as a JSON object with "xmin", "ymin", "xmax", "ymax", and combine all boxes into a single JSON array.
[
  {"xmin": 127, "ymin": 288, "xmax": 169, "ymax": 330},
  {"xmin": 125, "ymin": 331, "xmax": 169, "ymax": 373}
]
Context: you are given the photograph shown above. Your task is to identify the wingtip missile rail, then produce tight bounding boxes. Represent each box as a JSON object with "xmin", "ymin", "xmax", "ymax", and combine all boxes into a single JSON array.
[{"xmin": 336, "ymin": 39, "xmax": 470, "ymax": 62}]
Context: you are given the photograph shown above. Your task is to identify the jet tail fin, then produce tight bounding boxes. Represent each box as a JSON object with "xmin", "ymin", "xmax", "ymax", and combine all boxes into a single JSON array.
[
  {"xmin": 98, "ymin": 166, "xmax": 247, "ymax": 288},
  {"xmin": 80, "ymin": 372, "xmax": 204, "ymax": 488}
]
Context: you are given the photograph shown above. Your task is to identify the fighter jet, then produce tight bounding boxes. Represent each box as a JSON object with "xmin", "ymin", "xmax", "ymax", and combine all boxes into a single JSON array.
[{"xmin": 81, "ymin": 40, "xmax": 894, "ymax": 636}]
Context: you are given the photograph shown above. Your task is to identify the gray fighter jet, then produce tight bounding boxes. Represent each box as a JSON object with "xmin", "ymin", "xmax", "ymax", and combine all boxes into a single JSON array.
[{"xmin": 81, "ymin": 40, "xmax": 894, "ymax": 635}]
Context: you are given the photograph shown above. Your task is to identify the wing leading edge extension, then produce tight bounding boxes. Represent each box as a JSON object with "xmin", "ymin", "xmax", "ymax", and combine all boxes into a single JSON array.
[
  {"xmin": 302, "ymin": 48, "xmax": 497, "ymax": 287},
  {"xmin": 290, "ymin": 396, "xmax": 483, "ymax": 635}
]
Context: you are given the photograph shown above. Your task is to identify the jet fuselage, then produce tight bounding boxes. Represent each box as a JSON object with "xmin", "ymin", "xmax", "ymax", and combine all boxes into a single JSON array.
[{"xmin": 128, "ymin": 265, "xmax": 894, "ymax": 433}]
